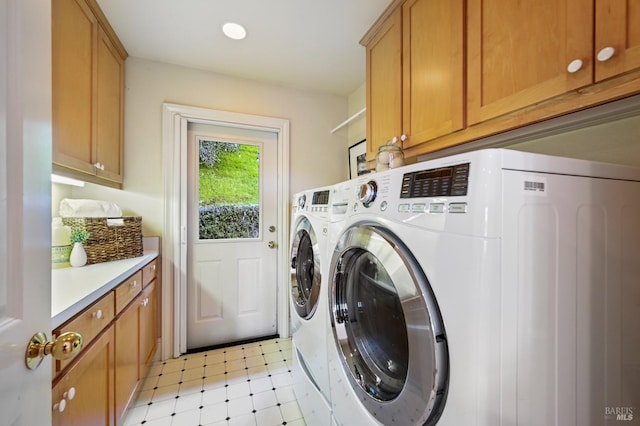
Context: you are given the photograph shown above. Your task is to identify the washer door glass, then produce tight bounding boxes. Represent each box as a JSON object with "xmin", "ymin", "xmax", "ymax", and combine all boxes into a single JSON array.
[
  {"xmin": 290, "ymin": 217, "xmax": 321, "ymax": 319},
  {"xmin": 330, "ymin": 224, "xmax": 449, "ymax": 425},
  {"xmin": 334, "ymin": 248, "xmax": 408, "ymax": 399}
]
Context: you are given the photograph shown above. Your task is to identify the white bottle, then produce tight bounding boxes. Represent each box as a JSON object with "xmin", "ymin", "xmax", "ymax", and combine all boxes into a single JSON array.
[{"xmin": 52, "ymin": 217, "xmax": 72, "ymax": 268}]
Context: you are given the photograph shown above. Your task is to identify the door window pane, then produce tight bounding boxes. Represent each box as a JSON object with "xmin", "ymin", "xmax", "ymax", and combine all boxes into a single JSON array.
[{"xmin": 198, "ymin": 139, "xmax": 260, "ymax": 240}]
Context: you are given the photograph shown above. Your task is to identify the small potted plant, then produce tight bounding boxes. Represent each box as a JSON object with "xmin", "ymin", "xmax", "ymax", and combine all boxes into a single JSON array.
[{"xmin": 69, "ymin": 228, "xmax": 90, "ymax": 267}]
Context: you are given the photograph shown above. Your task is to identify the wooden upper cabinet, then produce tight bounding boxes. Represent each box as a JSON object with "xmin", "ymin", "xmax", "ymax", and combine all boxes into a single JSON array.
[
  {"xmin": 595, "ymin": 0, "xmax": 640, "ymax": 82},
  {"xmin": 363, "ymin": 0, "xmax": 640, "ymax": 160},
  {"xmin": 402, "ymin": 0, "xmax": 464, "ymax": 149},
  {"xmin": 364, "ymin": 0, "xmax": 464, "ymax": 161},
  {"xmin": 52, "ymin": 0, "xmax": 127, "ymax": 188},
  {"xmin": 95, "ymin": 26, "xmax": 125, "ymax": 183},
  {"xmin": 467, "ymin": 0, "xmax": 593, "ymax": 125},
  {"xmin": 52, "ymin": 0, "xmax": 97, "ymax": 177},
  {"xmin": 365, "ymin": 6, "xmax": 403, "ymax": 162}
]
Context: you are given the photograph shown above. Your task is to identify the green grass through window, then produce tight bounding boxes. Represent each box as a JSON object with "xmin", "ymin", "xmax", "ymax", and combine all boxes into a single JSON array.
[{"xmin": 199, "ymin": 142, "xmax": 260, "ymax": 206}]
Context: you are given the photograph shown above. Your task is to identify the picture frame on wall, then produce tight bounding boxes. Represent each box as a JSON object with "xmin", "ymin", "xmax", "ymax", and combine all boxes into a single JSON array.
[{"xmin": 348, "ymin": 139, "xmax": 370, "ymax": 179}]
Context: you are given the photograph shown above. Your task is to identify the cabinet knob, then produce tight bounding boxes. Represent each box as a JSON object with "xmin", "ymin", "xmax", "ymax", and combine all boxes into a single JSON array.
[
  {"xmin": 63, "ymin": 387, "xmax": 76, "ymax": 401},
  {"xmin": 400, "ymin": 134, "xmax": 408, "ymax": 142},
  {"xmin": 93, "ymin": 162, "xmax": 105, "ymax": 171},
  {"xmin": 151, "ymin": 264, "xmax": 156, "ymax": 271},
  {"xmin": 130, "ymin": 280, "xmax": 138, "ymax": 288},
  {"xmin": 92, "ymin": 309, "xmax": 103, "ymax": 320},
  {"xmin": 53, "ymin": 399, "xmax": 66, "ymax": 413},
  {"xmin": 597, "ymin": 46, "xmax": 615, "ymax": 62},
  {"xmin": 567, "ymin": 59, "xmax": 583, "ymax": 73}
]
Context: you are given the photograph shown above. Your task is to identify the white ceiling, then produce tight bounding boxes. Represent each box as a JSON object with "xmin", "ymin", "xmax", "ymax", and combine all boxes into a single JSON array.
[{"xmin": 96, "ymin": 0, "xmax": 391, "ymax": 97}]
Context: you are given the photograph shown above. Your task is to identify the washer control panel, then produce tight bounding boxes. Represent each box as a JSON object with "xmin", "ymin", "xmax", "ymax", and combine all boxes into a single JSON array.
[{"xmin": 310, "ymin": 189, "xmax": 330, "ymax": 213}]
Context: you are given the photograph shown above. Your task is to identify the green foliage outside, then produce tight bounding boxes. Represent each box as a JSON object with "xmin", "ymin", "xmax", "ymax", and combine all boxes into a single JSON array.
[
  {"xmin": 199, "ymin": 205, "xmax": 259, "ymax": 239},
  {"xmin": 199, "ymin": 141, "xmax": 239, "ymax": 169},
  {"xmin": 199, "ymin": 141, "xmax": 259, "ymax": 206},
  {"xmin": 198, "ymin": 140, "xmax": 260, "ymax": 239}
]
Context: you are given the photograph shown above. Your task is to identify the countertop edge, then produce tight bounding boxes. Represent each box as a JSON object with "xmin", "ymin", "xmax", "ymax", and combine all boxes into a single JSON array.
[{"xmin": 52, "ymin": 251, "xmax": 158, "ymax": 329}]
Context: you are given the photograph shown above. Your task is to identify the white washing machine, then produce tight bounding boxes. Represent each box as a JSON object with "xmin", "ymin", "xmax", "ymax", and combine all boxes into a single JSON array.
[
  {"xmin": 327, "ymin": 148, "xmax": 640, "ymax": 425},
  {"xmin": 328, "ymin": 180, "xmax": 353, "ymax": 257},
  {"xmin": 290, "ymin": 186, "xmax": 333, "ymax": 424}
]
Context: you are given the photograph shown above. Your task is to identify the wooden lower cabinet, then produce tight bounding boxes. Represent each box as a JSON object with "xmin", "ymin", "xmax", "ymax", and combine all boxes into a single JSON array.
[
  {"xmin": 53, "ymin": 258, "xmax": 160, "ymax": 426},
  {"xmin": 114, "ymin": 296, "xmax": 140, "ymax": 424},
  {"xmin": 52, "ymin": 326, "xmax": 115, "ymax": 426},
  {"xmin": 139, "ymin": 280, "xmax": 158, "ymax": 377},
  {"xmin": 115, "ymin": 274, "xmax": 159, "ymax": 424}
]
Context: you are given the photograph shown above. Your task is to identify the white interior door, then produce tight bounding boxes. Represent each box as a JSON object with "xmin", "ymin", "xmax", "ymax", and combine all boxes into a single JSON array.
[
  {"xmin": 0, "ymin": 0, "xmax": 53, "ymax": 423},
  {"xmin": 186, "ymin": 123, "xmax": 278, "ymax": 350}
]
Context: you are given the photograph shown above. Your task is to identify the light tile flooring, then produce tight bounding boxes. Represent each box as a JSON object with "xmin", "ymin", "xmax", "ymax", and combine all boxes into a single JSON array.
[{"xmin": 123, "ymin": 337, "xmax": 306, "ymax": 426}]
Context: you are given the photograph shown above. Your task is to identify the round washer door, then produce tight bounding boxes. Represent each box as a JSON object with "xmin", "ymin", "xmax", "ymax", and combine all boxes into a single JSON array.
[
  {"xmin": 290, "ymin": 216, "xmax": 322, "ymax": 319},
  {"xmin": 330, "ymin": 224, "xmax": 449, "ymax": 425}
]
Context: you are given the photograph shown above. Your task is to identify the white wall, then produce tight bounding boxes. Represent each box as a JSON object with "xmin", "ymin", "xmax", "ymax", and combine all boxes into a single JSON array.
[
  {"xmin": 507, "ymin": 114, "xmax": 640, "ymax": 167},
  {"xmin": 347, "ymin": 82, "xmax": 366, "ymax": 146},
  {"xmin": 69, "ymin": 57, "xmax": 351, "ymax": 236}
]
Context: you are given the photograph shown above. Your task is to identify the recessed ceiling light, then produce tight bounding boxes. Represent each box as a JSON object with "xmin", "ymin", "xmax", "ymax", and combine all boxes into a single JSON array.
[{"xmin": 222, "ymin": 22, "xmax": 247, "ymax": 40}]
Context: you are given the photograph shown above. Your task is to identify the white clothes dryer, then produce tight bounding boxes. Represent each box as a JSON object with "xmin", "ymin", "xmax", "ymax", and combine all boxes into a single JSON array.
[
  {"xmin": 290, "ymin": 186, "xmax": 333, "ymax": 423},
  {"xmin": 327, "ymin": 148, "xmax": 640, "ymax": 425}
]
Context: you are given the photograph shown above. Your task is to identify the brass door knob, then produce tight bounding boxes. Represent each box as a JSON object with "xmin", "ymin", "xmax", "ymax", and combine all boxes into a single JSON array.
[
  {"xmin": 25, "ymin": 331, "xmax": 83, "ymax": 370},
  {"xmin": 268, "ymin": 241, "xmax": 276, "ymax": 248}
]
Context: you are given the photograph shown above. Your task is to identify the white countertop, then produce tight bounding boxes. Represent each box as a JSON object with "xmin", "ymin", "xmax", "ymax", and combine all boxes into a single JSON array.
[{"xmin": 52, "ymin": 251, "xmax": 158, "ymax": 329}]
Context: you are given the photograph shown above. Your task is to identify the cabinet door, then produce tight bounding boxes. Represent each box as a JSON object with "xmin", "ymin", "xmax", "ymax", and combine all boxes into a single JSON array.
[
  {"xmin": 95, "ymin": 25, "xmax": 124, "ymax": 184},
  {"xmin": 114, "ymin": 295, "xmax": 140, "ymax": 424},
  {"xmin": 52, "ymin": 0, "xmax": 96, "ymax": 176},
  {"xmin": 52, "ymin": 326, "xmax": 115, "ymax": 426},
  {"xmin": 139, "ymin": 280, "xmax": 158, "ymax": 376},
  {"xmin": 366, "ymin": 7, "xmax": 402, "ymax": 162},
  {"xmin": 595, "ymin": 0, "xmax": 640, "ymax": 81},
  {"xmin": 402, "ymin": 0, "xmax": 464, "ymax": 148},
  {"xmin": 467, "ymin": 0, "xmax": 593, "ymax": 125}
]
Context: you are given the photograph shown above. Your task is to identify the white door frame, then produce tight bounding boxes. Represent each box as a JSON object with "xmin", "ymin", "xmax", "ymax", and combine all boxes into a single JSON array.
[{"xmin": 161, "ymin": 103, "xmax": 290, "ymax": 358}]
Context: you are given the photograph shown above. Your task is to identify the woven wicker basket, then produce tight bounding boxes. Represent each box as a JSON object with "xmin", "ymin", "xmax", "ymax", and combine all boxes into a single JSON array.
[{"xmin": 62, "ymin": 217, "xmax": 143, "ymax": 265}]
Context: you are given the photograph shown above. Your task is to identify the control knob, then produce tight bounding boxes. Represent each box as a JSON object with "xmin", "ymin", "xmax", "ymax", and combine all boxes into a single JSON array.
[{"xmin": 358, "ymin": 181, "xmax": 378, "ymax": 207}]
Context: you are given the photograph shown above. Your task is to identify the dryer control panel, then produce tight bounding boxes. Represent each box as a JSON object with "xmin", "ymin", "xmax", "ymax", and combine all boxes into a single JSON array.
[{"xmin": 400, "ymin": 162, "xmax": 470, "ymax": 198}]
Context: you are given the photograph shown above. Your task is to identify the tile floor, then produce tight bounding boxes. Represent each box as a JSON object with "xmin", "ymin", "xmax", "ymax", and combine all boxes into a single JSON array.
[{"xmin": 123, "ymin": 337, "xmax": 306, "ymax": 426}]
